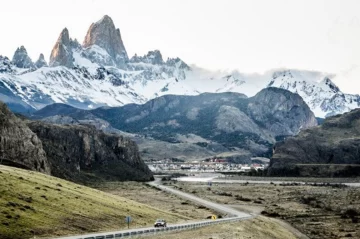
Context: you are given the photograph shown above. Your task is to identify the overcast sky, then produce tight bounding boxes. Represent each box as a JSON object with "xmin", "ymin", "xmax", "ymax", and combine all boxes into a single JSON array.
[{"xmin": 0, "ymin": 0, "xmax": 360, "ymax": 93}]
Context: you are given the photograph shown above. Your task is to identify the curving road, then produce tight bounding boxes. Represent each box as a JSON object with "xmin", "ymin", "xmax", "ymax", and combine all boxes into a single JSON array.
[
  {"xmin": 148, "ymin": 179, "xmax": 251, "ymax": 218},
  {"xmin": 51, "ymin": 179, "xmax": 252, "ymax": 239}
]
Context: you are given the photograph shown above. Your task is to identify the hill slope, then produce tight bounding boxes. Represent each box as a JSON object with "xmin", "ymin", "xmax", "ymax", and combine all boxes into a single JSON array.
[
  {"xmin": 0, "ymin": 165, "xmax": 188, "ymax": 239},
  {"xmin": 269, "ymin": 108, "xmax": 360, "ymax": 176}
]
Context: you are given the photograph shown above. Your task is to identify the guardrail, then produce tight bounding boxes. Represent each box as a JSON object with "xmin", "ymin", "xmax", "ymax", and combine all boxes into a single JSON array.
[{"xmin": 52, "ymin": 216, "xmax": 253, "ymax": 239}]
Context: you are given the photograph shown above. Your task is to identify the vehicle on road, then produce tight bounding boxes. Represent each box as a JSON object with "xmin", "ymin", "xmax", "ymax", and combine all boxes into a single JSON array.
[{"xmin": 154, "ymin": 219, "xmax": 167, "ymax": 227}]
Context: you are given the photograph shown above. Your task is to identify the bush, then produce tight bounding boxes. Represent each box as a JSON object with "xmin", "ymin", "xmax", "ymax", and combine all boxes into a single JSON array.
[
  {"xmin": 300, "ymin": 196, "xmax": 317, "ymax": 205},
  {"xmin": 216, "ymin": 191, "xmax": 232, "ymax": 197},
  {"xmin": 235, "ymin": 195, "xmax": 251, "ymax": 202},
  {"xmin": 261, "ymin": 210, "xmax": 280, "ymax": 217},
  {"xmin": 341, "ymin": 209, "xmax": 358, "ymax": 219}
]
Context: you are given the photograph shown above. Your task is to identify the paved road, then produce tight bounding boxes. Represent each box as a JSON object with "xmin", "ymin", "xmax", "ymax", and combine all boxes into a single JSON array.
[
  {"xmin": 149, "ymin": 180, "xmax": 251, "ymax": 218},
  {"xmin": 175, "ymin": 176, "xmax": 360, "ymax": 187},
  {"xmin": 52, "ymin": 217, "xmax": 246, "ymax": 239},
  {"xmin": 51, "ymin": 180, "xmax": 252, "ymax": 239}
]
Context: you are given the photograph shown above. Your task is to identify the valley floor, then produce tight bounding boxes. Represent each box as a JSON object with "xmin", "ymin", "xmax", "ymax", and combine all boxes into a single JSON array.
[
  {"xmin": 3, "ymin": 165, "xmax": 358, "ymax": 239},
  {"xmin": 168, "ymin": 180, "xmax": 360, "ymax": 239},
  {"xmin": 95, "ymin": 181, "xmax": 307, "ymax": 239}
]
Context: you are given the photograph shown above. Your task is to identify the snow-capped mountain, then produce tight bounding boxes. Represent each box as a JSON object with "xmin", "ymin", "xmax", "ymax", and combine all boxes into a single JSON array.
[
  {"xmin": 267, "ymin": 70, "xmax": 360, "ymax": 117},
  {"xmin": 0, "ymin": 15, "xmax": 358, "ymax": 117}
]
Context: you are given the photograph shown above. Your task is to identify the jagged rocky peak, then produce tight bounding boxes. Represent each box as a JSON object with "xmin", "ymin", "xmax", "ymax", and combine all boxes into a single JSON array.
[
  {"xmin": 35, "ymin": 53, "xmax": 48, "ymax": 68},
  {"xmin": 0, "ymin": 55, "xmax": 15, "ymax": 73},
  {"xmin": 271, "ymin": 70, "xmax": 294, "ymax": 80},
  {"xmin": 49, "ymin": 28, "xmax": 74, "ymax": 68},
  {"xmin": 146, "ymin": 50, "xmax": 164, "ymax": 64},
  {"xmin": 130, "ymin": 50, "xmax": 164, "ymax": 65},
  {"xmin": 12, "ymin": 46, "xmax": 35, "ymax": 68},
  {"xmin": 83, "ymin": 15, "xmax": 128, "ymax": 67},
  {"xmin": 166, "ymin": 57, "xmax": 190, "ymax": 70},
  {"xmin": 322, "ymin": 77, "xmax": 340, "ymax": 93},
  {"xmin": 70, "ymin": 38, "xmax": 81, "ymax": 49},
  {"xmin": 130, "ymin": 50, "xmax": 190, "ymax": 70}
]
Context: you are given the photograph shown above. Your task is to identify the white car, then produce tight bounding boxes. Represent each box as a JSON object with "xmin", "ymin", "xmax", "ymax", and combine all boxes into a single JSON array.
[{"xmin": 154, "ymin": 219, "xmax": 167, "ymax": 227}]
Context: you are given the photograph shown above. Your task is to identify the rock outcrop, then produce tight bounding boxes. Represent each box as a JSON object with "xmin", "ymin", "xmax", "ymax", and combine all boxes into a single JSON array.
[
  {"xmin": 35, "ymin": 53, "xmax": 48, "ymax": 68},
  {"xmin": 83, "ymin": 15, "xmax": 128, "ymax": 67},
  {"xmin": 0, "ymin": 102, "xmax": 50, "ymax": 173},
  {"xmin": 269, "ymin": 108, "xmax": 360, "ymax": 176},
  {"xmin": 27, "ymin": 121, "xmax": 153, "ymax": 182},
  {"xmin": 130, "ymin": 50, "xmax": 164, "ymax": 65},
  {"xmin": 248, "ymin": 87, "xmax": 318, "ymax": 137},
  {"xmin": 49, "ymin": 28, "xmax": 74, "ymax": 67},
  {"xmin": 12, "ymin": 46, "xmax": 35, "ymax": 69},
  {"xmin": 166, "ymin": 57, "xmax": 190, "ymax": 70}
]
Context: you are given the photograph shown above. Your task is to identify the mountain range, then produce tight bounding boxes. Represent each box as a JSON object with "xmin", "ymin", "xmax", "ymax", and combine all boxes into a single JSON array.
[
  {"xmin": 0, "ymin": 15, "xmax": 359, "ymax": 118},
  {"xmin": 32, "ymin": 87, "xmax": 317, "ymax": 162}
]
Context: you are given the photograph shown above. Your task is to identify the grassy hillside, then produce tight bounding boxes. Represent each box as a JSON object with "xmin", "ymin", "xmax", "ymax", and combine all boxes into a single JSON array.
[{"xmin": 0, "ymin": 165, "xmax": 189, "ymax": 239}]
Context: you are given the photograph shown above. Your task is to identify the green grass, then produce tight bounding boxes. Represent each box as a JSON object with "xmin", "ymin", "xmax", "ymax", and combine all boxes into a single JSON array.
[{"xmin": 0, "ymin": 165, "xmax": 189, "ymax": 239}]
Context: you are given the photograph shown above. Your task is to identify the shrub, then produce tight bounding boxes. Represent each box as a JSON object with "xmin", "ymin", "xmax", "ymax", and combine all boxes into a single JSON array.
[{"xmin": 235, "ymin": 195, "xmax": 251, "ymax": 202}]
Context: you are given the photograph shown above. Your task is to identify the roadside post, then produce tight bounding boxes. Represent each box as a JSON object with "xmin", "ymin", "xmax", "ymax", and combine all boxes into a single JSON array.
[{"xmin": 125, "ymin": 216, "xmax": 132, "ymax": 229}]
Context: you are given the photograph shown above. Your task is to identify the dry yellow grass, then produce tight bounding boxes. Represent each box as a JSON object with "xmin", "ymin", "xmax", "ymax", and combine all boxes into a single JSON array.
[{"xmin": 0, "ymin": 165, "xmax": 189, "ymax": 239}]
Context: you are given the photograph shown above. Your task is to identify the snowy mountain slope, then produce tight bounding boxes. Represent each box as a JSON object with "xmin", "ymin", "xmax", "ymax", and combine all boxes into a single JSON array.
[
  {"xmin": 0, "ymin": 15, "xmax": 358, "ymax": 117},
  {"xmin": 133, "ymin": 66, "xmax": 359, "ymax": 118},
  {"xmin": 0, "ymin": 65, "xmax": 150, "ymax": 110},
  {"xmin": 267, "ymin": 70, "xmax": 360, "ymax": 117}
]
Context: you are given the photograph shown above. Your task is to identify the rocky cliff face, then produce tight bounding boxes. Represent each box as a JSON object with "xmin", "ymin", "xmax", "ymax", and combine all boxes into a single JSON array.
[
  {"xmin": 49, "ymin": 28, "xmax": 74, "ymax": 67},
  {"xmin": 0, "ymin": 102, "xmax": 50, "ymax": 173},
  {"xmin": 269, "ymin": 109, "xmax": 360, "ymax": 176},
  {"xmin": 248, "ymin": 87, "xmax": 317, "ymax": 137},
  {"xmin": 27, "ymin": 121, "xmax": 153, "ymax": 182},
  {"xmin": 12, "ymin": 46, "xmax": 35, "ymax": 69},
  {"xmin": 83, "ymin": 15, "xmax": 128, "ymax": 67}
]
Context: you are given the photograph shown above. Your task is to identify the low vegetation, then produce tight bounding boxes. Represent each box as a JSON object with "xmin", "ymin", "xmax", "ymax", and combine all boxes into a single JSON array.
[
  {"xmin": 93, "ymin": 181, "xmax": 220, "ymax": 220},
  {"xmin": 174, "ymin": 181, "xmax": 360, "ymax": 238},
  {"xmin": 0, "ymin": 165, "xmax": 188, "ymax": 239}
]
